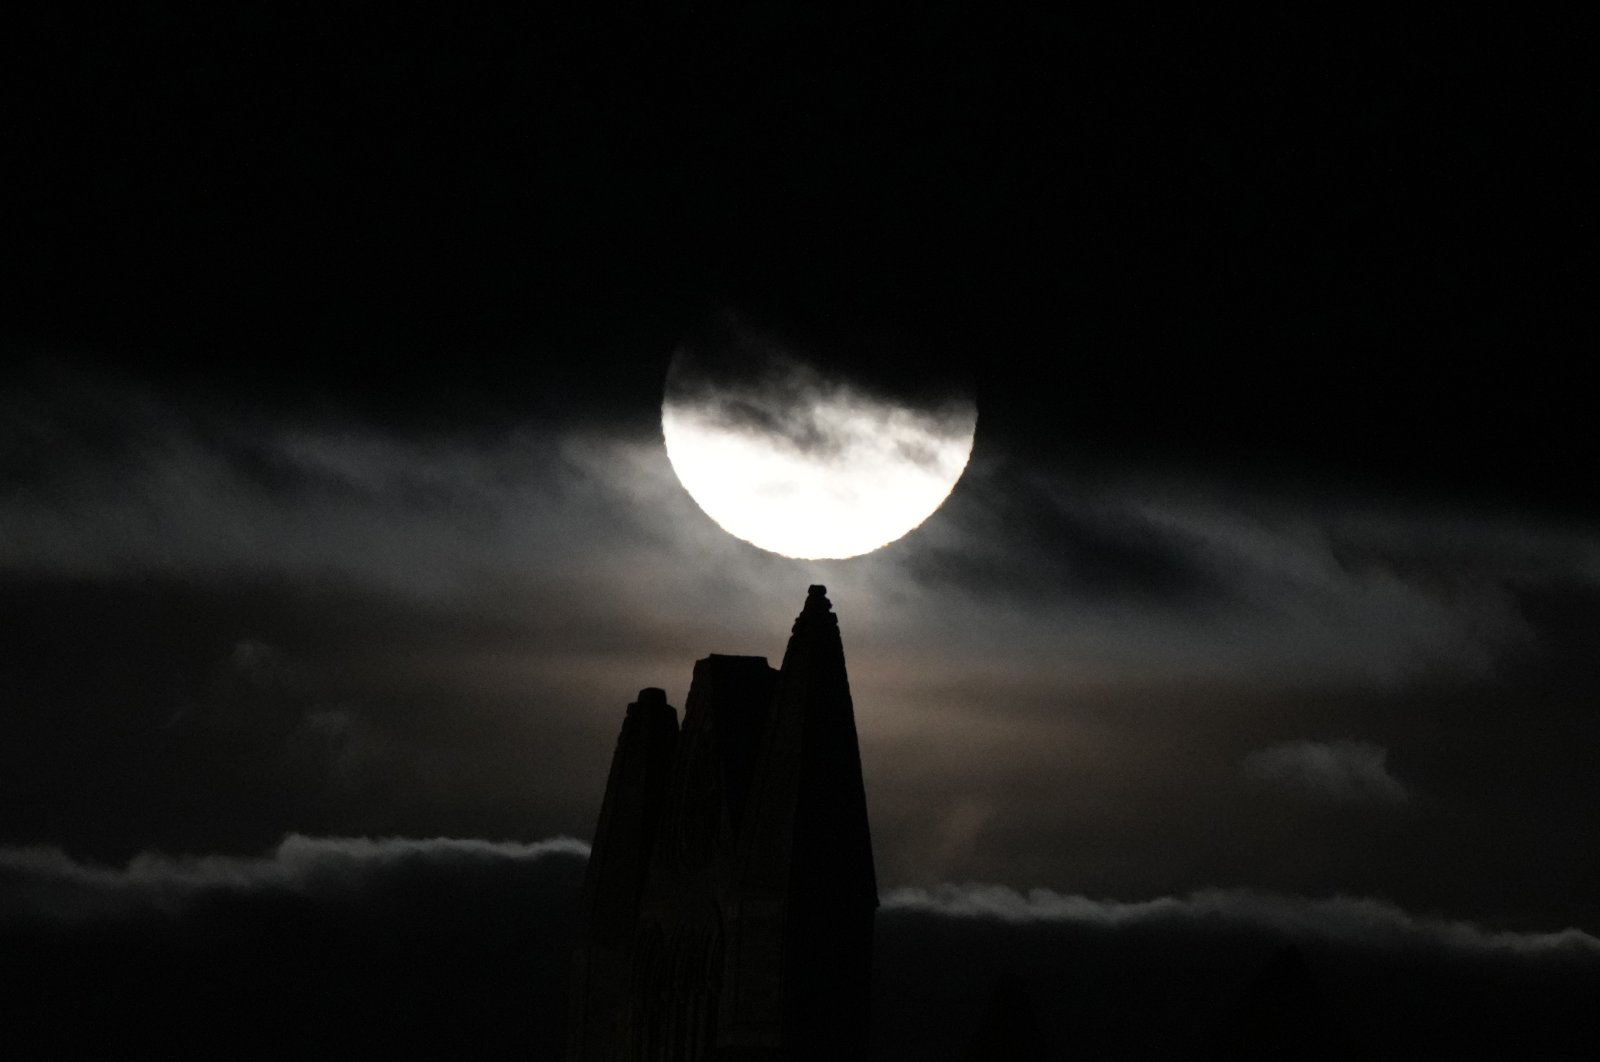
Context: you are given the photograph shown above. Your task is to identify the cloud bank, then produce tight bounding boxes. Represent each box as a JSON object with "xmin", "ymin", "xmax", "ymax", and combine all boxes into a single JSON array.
[
  {"xmin": 0, "ymin": 833, "xmax": 589, "ymax": 923},
  {"xmin": 883, "ymin": 883, "xmax": 1594, "ymax": 958},
  {"xmin": 1, "ymin": 834, "xmax": 591, "ymax": 1057},
  {"xmin": 4, "ymin": 366, "xmax": 1594, "ymax": 692}
]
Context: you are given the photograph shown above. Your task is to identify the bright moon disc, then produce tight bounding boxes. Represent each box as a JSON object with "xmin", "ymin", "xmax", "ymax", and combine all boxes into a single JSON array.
[{"xmin": 662, "ymin": 361, "xmax": 977, "ymax": 560}]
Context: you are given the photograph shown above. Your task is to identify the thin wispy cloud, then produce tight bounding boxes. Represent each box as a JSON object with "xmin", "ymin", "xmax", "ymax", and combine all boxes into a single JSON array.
[
  {"xmin": 8, "ymin": 834, "xmax": 1592, "ymax": 961},
  {"xmin": 3, "ymin": 370, "xmax": 1591, "ymax": 691},
  {"xmin": 883, "ymin": 883, "xmax": 1597, "ymax": 959},
  {"xmin": 0, "ymin": 834, "xmax": 590, "ymax": 923},
  {"xmin": 1243, "ymin": 740, "xmax": 1410, "ymax": 804}
]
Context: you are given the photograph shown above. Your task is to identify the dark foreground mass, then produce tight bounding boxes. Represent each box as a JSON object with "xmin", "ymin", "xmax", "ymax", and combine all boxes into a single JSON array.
[{"xmin": 4, "ymin": 837, "xmax": 1597, "ymax": 1058}]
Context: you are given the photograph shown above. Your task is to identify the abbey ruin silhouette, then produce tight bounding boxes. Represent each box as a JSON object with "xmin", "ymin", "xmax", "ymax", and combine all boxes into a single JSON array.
[{"xmin": 569, "ymin": 585, "xmax": 877, "ymax": 1061}]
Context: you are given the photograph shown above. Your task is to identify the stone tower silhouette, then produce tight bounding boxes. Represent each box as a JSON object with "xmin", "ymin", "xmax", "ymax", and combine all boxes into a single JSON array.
[{"xmin": 569, "ymin": 586, "xmax": 877, "ymax": 1061}]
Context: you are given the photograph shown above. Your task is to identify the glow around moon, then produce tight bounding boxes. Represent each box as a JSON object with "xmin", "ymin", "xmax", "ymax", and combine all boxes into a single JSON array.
[{"xmin": 662, "ymin": 359, "xmax": 977, "ymax": 560}]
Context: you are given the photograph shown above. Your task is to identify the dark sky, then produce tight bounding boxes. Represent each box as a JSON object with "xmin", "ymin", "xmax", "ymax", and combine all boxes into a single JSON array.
[{"xmin": 4, "ymin": 6, "xmax": 1597, "ymax": 1056}]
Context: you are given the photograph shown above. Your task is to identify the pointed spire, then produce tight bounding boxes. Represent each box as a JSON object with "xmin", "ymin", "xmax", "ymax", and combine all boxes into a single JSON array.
[
  {"xmin": 786, "ymin": 583, "xmax": 841, "ymax": 647},
  {"xmin": 780, "ymin": 585, "xmax": 845, "ymax": 685},
  {"xmin": 738, "ymin": 583, "xmax": 876, "ymax": 905},
  {"xmin": 795, "ymin": 583, "xmax": 838, "ymax": 630}
]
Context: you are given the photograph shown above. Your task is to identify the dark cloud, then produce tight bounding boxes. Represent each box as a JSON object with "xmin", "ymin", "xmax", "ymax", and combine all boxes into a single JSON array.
[
  {"xmin": 892, "ymin": 456, "xmax": 1560, "ymax": 690},
  {"xmin": 902, "ymin": 465, "xmax": 1224, "ymax": 607},
  {"xmin": 665, "ymin": 312, "xmax": 975, "ymax": 417},
  {"xmin": 1243, "ymin": 740, "xmax": 1411, "ymax": 805},
  {"xmin": 875, "ymin": 887, "xmax": 1600, "ymax": 1060},
  {"xmin": 663, "ymin": 319, "xmax": 977, "ymax": 466},
  {"xmin": 0, "ymin": 576, "xmax": 634, "ymax": 863}
]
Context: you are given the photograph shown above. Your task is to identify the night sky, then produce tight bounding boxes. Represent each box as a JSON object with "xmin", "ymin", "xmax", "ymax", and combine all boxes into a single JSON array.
[{"xmin": 4, "ymin": 7, "xmax": 1597, "ymax": 1057}]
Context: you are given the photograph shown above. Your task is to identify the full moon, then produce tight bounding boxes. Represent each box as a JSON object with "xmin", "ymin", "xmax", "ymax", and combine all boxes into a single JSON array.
[{"xmin": 661, "ymin": 350, "xmax": 977, "ymax": 560}]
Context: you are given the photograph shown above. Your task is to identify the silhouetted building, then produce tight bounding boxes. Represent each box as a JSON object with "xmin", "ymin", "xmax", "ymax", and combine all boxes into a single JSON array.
[
  {"xmin": 962, "ymin": 971, "xmax": 1047, "ymax": 1062},
  {"xmin": 570, "ymin": 586, "xmax": 877, "ymax": 1061},
  {"xmin": 1198, "ymin": 944, "xmax": 1357, "ymax": 1061}
]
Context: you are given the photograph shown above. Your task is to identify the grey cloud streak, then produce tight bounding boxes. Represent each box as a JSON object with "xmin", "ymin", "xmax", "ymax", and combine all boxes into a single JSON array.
[
  {"xmin": 4, "ymin": 369, "xmax": 1592, "ymax": 689},
  {"xmin": 665, "ymin": 346, "xmax": 978, "ymax": 468},
  {"xmin": 0, "ymin": 834, "xmax": 590, "ymax": 923},
  {"xmin": 901, "ymin": 463, "xmax": 1572, "ymax": 687},
  {"xmin": 1243, "ymin": 740, "xmax": 1411, "ymax": 804},
  {"xmin": 6, "ymin": 833, "xmax": 1593, "ymax": 960},
  {"xmin": 883, "ymin": 883, "xmax": 1595, "ymax": 958}
]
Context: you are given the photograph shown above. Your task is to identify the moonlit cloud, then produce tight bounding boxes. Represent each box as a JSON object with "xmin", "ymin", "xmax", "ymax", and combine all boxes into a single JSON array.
[
  {"xmin": 662, "ymin": 370, "xmax": 977, "ymax": 559},
  {"xmin": 883, "ymin": 883, "xmax": 1597, "ymax": 957},
  {"xmin": 3, "ymin": 369, "xmax": 1590, "ymax": 690},
  {"xmin": 8, "ymin": 834, "xmax": 1591, "ymax": 960},
  {"xmin": 0, "ymin": 834, "xmax": 590, "ymax": 923},
  {"xmin": 7, "ymin": 368, "xmax": 1600, "ymax": 930},
  {"xmin": 1242, "ymin": 740, "xmax": 1410, "ymax": 804}
]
